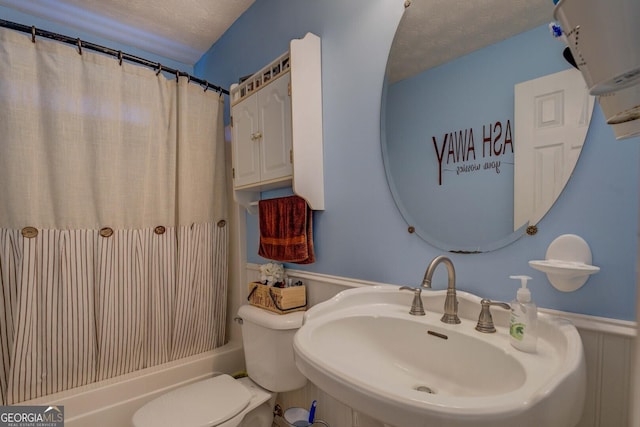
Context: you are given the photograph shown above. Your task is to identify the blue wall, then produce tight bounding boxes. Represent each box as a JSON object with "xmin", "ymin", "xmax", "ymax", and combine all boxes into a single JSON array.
[
  {"xmin": 9, "ymin": 0, "xmax": 633, "ymax": 320},
  {"xmin": 196, "ymin": 0, "xmax": 639, "ymax": 321}
]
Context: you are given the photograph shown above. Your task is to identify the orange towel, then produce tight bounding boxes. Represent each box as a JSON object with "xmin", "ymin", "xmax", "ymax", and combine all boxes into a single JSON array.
[{"xmin": 258, "ymin": 195, "xmax": 315, "ymax": 264}]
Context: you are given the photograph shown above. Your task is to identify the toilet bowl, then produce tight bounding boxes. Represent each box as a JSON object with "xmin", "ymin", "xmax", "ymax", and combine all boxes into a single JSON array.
[{"xmin": 132, "ymin": 305, "xmax": 307, "ymax": 427}]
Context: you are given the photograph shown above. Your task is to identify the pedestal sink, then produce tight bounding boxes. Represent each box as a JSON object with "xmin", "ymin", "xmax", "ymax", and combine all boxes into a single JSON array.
[{"xmin": 293, "ymin": 286, "xmax": 586, "ymax": 427}]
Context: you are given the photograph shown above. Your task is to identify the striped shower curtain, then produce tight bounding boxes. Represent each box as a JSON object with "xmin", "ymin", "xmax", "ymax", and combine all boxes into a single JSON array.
[{"xmin": 0, "ymin": 28, "xmax": 228, "ymax": 404}]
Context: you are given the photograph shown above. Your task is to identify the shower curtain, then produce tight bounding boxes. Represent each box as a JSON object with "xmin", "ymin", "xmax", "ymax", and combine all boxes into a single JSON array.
[{"xmin": 0, "ymin": 28, "xmax": 228, "ymax": 404}]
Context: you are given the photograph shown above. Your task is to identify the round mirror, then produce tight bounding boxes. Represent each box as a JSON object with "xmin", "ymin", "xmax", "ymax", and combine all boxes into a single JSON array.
[{"xmin": 381, "ymin": 0, "xmax": 594, "ymax": 253}]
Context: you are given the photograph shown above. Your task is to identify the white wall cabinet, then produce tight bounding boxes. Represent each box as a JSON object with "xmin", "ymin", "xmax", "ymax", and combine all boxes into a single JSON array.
[
  {"xmin": 230, "ymin": 32, "xmax": 324, "ymax": 212},
  {"xmin": 232, "ymin": 73, "xmax": 292, "ymax": 188}
]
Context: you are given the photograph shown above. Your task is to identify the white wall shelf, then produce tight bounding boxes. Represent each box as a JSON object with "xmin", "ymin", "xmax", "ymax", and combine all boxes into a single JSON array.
[
  {"xmin": 529, "ymin": 234, "xmax": 600, "ymax": 292},
  {"xmin": 230, "ymin": 32, "xmax": 324, "ymax": 212}
]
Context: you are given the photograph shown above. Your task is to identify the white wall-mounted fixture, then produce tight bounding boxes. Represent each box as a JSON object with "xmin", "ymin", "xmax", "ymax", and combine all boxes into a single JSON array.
[
  {"xmin": 610, "ymin": 117, "xmax": 640, "ymax": 140},
  {"xmin": 554, "ymin": 0, "xmax": 640, "ymax": 96},
  {"xmin": 598, "ymin": 84, "xmax": 640, "ymax": 126},
  {"xmin": 529, "ymin": 234, "xmax": 600, "ymax": 292},
  {"xmin": 554, "ymin": 0, "xmax": 640, "ymax": 141},
  {"xmin": 597, "ymin": 84, "xmax": 640, "ymax": 140}
]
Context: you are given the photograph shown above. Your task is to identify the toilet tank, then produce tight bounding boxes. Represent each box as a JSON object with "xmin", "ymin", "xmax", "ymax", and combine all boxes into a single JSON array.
[{"xmin": 238, "ymin": 304, "xmax": 307, "ymax": 392}]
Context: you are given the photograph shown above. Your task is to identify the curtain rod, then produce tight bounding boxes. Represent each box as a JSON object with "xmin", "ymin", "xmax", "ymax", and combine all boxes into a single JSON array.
[{"xmin": 0, "ymin": 19, "xmax": 229, "ymax": 95}]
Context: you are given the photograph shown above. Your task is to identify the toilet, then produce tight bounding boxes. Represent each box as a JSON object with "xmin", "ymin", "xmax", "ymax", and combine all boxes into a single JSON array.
[{"xmin": 132, "ymin": 304, "xmax": 307, "ymax": 427}]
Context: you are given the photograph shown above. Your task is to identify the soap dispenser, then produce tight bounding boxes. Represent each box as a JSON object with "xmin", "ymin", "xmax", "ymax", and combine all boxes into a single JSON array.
[{"xmin": 509, "ymin": 275, "xmax": 538, "ymax": 353}]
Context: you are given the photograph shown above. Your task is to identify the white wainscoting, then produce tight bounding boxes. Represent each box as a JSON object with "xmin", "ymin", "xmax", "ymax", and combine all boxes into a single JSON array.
[{"xmin": 244, "ymin": 264, "xmax": 638, "ymax": 427}]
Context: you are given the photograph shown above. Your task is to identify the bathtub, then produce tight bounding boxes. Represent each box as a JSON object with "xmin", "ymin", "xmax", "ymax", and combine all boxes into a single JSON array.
[{"xmin": 21, "ymin": 340, "xmax": 245, "ymax": 427}]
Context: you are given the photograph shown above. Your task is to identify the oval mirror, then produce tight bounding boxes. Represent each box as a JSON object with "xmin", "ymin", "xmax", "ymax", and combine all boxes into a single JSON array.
[{"xmin": 381, "ymin": 0, "xmax": 594, "ymax": 253}]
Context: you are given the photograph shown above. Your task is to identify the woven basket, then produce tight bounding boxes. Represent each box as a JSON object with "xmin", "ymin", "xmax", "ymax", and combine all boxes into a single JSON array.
[{"xmin": 247, "ymin": 282, "xmax": 306, "ymax": 314}]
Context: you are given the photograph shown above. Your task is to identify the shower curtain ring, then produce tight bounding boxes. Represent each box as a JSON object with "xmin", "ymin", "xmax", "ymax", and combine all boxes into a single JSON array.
[
  {"xmin": 77, "ymin": 38, "xmax": 82, "ymax": 55},
  {"xmin": 118, "ymin": 51, "xmax": 123, "ymax": 66},
  {"xmin": 203, "ymin": 80, "xmax": 209, "ymax": 92},
  {"xmin": 156, "ymin": 64, "xmax": 162, "ymax": 76},
  {"xmin": 31, "ymin": 26, "xmax": 36, "ymax": 43}
]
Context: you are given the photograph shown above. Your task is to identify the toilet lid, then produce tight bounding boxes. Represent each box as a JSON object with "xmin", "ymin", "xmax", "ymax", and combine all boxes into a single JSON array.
[{"xmin": 133, "ymin": 374, "xmax": 251, "ymax": 427}]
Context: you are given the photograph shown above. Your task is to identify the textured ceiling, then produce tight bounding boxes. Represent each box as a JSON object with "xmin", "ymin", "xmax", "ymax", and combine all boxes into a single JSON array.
[
  {"xmin": 389, "ymin": 0, "xmax": 553, "ymax": 82},
  {"xmin": 0, "ymin": 0, "xmax": 255, "ymax": 64},
  {"xmin": 0, "ymin": 0, "xmax": 552, "ymax": 75}
]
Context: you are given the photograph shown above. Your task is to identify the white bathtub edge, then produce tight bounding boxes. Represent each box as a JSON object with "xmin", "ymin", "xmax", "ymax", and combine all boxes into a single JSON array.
[{"xmin": 21, "ymin": 340, "xmax": 245, "ymax": 427}]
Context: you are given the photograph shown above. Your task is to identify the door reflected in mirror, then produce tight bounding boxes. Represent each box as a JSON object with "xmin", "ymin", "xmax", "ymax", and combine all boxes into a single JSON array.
[
  {"xmin": 514, "ymin": 68, "xmax": 594, "ymax": 232},
  {"xmin": 381, "ymin": 2, "xmax": 593, "ymax": 252}
]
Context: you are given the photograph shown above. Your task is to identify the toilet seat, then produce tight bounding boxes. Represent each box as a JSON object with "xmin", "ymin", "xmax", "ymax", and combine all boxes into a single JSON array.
[{"xmin": 132, "ymin": 374, "xmax": 252, "ymax": 427}]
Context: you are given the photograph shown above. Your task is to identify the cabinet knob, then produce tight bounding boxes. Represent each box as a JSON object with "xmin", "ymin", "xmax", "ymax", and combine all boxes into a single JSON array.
[{"xmin": 251, "ymin": 131, "xmax": 263, "ymax": 141}]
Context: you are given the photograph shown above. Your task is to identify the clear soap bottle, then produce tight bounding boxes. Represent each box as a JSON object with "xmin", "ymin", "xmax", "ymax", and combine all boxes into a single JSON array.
[{"xmin": 509, "ymin": 275, "xmax": 538, "ymax": 353}]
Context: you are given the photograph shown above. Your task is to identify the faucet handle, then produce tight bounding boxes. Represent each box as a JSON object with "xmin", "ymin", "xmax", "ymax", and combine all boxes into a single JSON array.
[
  {"xmin": 399, "ymin": 286, "xmax": 426, "ymax": 316},
  {"xmin": 475, "ymin": 298, "xmax": 511, "ymax": 333}
]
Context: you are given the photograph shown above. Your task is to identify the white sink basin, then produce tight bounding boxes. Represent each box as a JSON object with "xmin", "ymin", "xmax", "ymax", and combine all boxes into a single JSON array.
[{"xmin": 293, "ymin": 286, "xmax": 586, "ymax": 427}]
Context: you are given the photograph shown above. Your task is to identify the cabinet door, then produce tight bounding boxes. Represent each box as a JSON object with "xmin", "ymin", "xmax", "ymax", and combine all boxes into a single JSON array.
[
  {"xmin": 258, "ymin": 74, "xmax": 293, "ymax": 182},
  {"xmin": 231, "ymin": 94, "xmax": 261, "ymax": 188}
]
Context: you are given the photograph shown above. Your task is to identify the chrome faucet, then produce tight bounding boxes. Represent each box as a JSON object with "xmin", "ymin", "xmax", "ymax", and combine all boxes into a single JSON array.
[
  {"xmin": 399, "ymin": 286, "xmax": 426, "ymax": 316},
  {"xmin": 475, "ymin": 299, "xmax": 511, "ymax": 333},
  {"xmin": 421, "ymin": 256, "xmax": 461, "ymax": 324}
]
